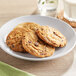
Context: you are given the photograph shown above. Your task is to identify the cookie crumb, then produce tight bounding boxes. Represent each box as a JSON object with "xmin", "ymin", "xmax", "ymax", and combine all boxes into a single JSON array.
[{"xmin": 28, "ymin": 41, "xmax": 32, "ymax": 43}]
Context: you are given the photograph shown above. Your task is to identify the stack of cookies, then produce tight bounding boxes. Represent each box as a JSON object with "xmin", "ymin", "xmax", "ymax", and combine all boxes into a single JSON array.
[{"xmin": 6, "ymin": 22, "xmax": 67, "ymax": 58}]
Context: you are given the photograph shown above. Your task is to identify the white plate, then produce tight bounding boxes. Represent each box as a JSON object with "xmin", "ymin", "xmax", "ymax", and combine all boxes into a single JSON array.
[{"xmin": 0, "ymin": 15, "xmax": 76, "ymax": 61}]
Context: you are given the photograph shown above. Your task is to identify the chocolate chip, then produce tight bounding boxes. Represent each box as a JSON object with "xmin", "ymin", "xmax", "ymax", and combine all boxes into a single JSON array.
[
  {"xmin": 23, "ymin": 36, "xmax": 25, "ymax": 37},
  {"xmin": 26, "ymin": 44, "xmax": 27, "ymax": 45},
  {"xmin": 36, "ymin": 29, "xmax": 38, "ymax": 30},
  {"xmin": 23, "ymin": 36, "xmax": 26, "ymax": 39},
  {"xmin": 12, "ymin": 44, "xmax": 14, "ymax": 48},
  {"xmin": 53, "ymin": 32, "xmax": 62, "ymax": 38},
  {"xmin": 28, "ymin": 41, "xmax": 32, "ymax": 43},
  {"xmin": 59, "ymin": 44, "xmax": 62, "ymax": 47},
  {"xmin": 40, "ymin": 53, "xmax": 44, "ymax": 55},
  {"xmin": 53, "ymin": 32, "xmax": 56, "ymax": 34},
  {"xmin": 34, "ymin": 42, "xmax": 39, "ymax": 46}
]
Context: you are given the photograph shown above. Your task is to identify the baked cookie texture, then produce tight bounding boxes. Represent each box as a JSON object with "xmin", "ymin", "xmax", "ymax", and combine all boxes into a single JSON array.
[
  {"xmin": 22, "ymin": 30, "xmax": 55, "ymax": 57},
  {"xmin": 6, "ymin": 28, "xmax": 27, "ymax": 52},
  {"xmin": 6, "ymin": 22, "xmax": 67, "ymax": 58},
  {"xmin": 36, "ymin": 26, "xmax": 67, "ymax": 47},
  {"xmin": 16, "ymin": 22, "xmax": 40, "ymax": 31},
  {"xmin": 6, "ymin": 22, "xmax": 40, "ymax": 52}
]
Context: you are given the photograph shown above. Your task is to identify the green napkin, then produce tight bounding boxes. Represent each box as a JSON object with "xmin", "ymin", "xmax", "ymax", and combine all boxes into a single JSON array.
[{"xmin": 0, "ymin": 61, "xmax": 35, "ymax": 76}]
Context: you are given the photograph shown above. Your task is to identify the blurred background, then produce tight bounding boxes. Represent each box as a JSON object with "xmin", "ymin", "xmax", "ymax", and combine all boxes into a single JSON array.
[
  {"xmin": 0, "ymin": 0, "xmax": 76, "ymax": 27},
  {"xmin": 0, "ymin": 0, "xmax": 37, "ymax": 26},
  {"xmin": 0, "ymin": 0, "xmax": 37, "ymax": 15},
  {"xmin": 0, "ymin": 0, "xmax": 64, "ymax": 26}
]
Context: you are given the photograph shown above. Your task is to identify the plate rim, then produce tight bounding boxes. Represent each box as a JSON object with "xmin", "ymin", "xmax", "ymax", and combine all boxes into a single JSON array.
[{"xmin": 0, "ymin": 15, "xmax": 76, "ymax": 61}]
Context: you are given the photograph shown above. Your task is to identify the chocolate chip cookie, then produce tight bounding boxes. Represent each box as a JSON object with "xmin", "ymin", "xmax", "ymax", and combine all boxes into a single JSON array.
[
  {"xmin": 6, "ymin": 28, "xmax": 28, "ymax": 52},
  {"xmin": 36, "ymin": 26, "xmax": 67, "ymax": 47},
  {"xmin": 16, "ymin": 22, "xmax": 40, "ymax": 31},
  {"xmin": 22, "ymin": 30, "xmax": 55, "ymax": 57}
]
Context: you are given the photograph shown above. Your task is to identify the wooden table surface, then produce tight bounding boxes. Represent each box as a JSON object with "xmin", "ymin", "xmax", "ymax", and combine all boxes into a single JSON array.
[{"xmin": 0, "ymin": 0, "xmax": 76, "ymax": 76}]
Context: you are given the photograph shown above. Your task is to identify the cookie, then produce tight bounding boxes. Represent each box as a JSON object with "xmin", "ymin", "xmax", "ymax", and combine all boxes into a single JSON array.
[
  {"xmin": 22, "ymin": 30, "xmax": 55, "ymax": 57},
  {"xmin": 16, "ymin": 22, "xmax": 40, "ymax": 31},
  {"xmin": 6, "ymin": 28, "xmax": 28, "ymax": 52},
  {"xmin": 36, "ymin": 26, "xmax": 67, "ymax": 47}
]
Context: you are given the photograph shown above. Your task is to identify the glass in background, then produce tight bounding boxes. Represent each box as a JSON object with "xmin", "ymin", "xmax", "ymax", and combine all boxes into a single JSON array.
[
  {"xmin": 64, "ymin": 0, "xmax": 76, "ymax": 22},
  {"xmin": 38, "ymin": 0, "xmax": 58, "ymax": 17}
]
